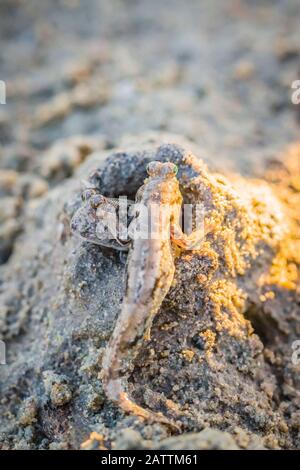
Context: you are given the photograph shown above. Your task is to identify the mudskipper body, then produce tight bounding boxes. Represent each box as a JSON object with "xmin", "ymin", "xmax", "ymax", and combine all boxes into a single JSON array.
[{"xmin": 71, "ymin": 161, "xmax": 205, "ymax": 428}]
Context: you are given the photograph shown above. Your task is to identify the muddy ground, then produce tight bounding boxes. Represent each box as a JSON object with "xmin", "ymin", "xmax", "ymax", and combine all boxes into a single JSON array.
[{"xmin": 0, "ymin": 0, "xmax": 300, "ymax": 450}]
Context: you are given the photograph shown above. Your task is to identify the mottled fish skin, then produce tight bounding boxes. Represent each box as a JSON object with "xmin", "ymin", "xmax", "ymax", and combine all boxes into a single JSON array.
[{"xmin": 70, "ymin": 189, "xmax": 131, "ymax": 251}]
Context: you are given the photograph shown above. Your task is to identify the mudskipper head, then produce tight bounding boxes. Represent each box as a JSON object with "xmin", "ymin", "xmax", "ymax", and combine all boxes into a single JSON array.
[
  {"xmin": 70, "ymin": 188, "xmax": 127, "ymax": 249},
  {"xmin": 71, "ymin": 188, "xmax": 106, "ymax": 243},
  {"xmin": 146, "ymin": 161, "xmax": 178, "ymax": 179}
]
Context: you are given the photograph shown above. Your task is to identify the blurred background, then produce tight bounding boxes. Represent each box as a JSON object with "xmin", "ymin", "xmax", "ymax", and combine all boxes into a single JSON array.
[{"xmin": 1, "ymin": 0, "xmax": 299, "ymax": 160}]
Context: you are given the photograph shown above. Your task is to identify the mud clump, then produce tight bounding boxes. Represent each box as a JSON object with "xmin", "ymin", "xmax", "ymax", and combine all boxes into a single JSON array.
[{"xmin": 0, "ymin": 137, "xmax": 299, "ymax": 450}]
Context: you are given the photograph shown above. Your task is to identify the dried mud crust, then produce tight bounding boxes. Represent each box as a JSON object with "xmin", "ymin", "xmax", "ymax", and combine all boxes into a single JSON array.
[{"xmin": 0, "ymin": 137, "xmax": 299, "ymax": 450}]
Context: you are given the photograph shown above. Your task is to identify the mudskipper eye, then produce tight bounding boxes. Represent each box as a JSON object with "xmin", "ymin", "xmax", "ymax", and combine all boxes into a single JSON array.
[
  {"xmin": 146, "ymin": 161, "xmax": 161, "ymax": 176},
  {"xmin": 81, "ymin": 189, "xmax": 96, "ymax": 201}
]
